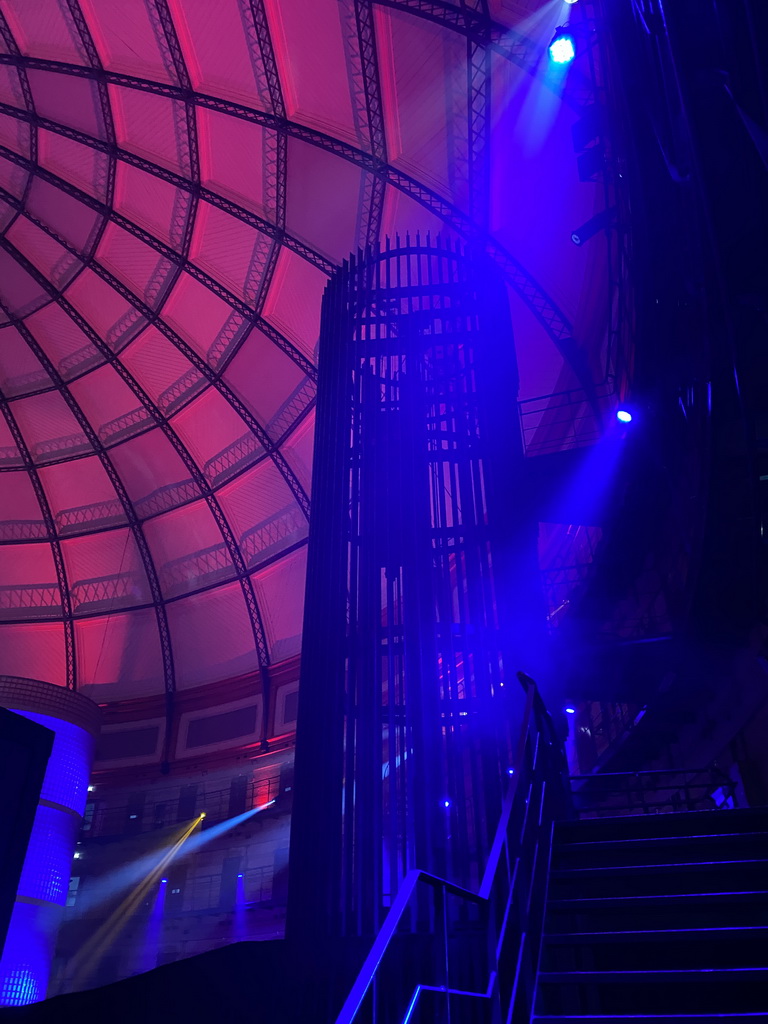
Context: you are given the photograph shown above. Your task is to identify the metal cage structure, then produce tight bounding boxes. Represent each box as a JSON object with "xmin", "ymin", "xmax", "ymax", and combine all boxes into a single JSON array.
[{"xmin": 288, "ymin": 237, "xmax": 545, "ymax": 942}]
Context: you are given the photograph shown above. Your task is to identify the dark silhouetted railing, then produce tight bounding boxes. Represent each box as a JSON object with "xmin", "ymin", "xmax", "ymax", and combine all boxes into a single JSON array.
[
  {"xmin": 569, "ymin": 766, "xmax": 738, "ymax": 818},
  {"xmin": 335, "ymin": 674, "xmax": 568, "ymax": 1024}
]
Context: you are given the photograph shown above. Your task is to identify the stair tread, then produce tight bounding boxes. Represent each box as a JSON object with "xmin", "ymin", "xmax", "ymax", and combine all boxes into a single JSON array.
[
  {"xmin": 551, "ymin": 858, "xmax": 768, "ymax": 877},
  {"xmin": 539, "ymin": 967, "xmax": 768, "ymax": 981},
  {"xmin": 554, "ymin": 831, "xmax": 768, "ymax": 849},
  {"xmin": 534, "ymin": 1015, "xmax": 768, "ymax": 1022},
  {"xmin": 545, "ymin": 925, "xmax": 768, "ymax": 943},
  {"xmin": 548, "ymin": 889, "xmax": 768, "ymax": 908}
]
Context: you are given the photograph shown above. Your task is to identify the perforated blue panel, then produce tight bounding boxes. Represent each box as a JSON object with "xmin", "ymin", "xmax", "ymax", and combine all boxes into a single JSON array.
[
  {"xmin": 12, "ymin": 712, "xmax": 94, "ymax": 816},
  {"xmin": 0, "ymin": 712, "xmax": 93, "ymax": 1006},
  {"xmin": 17, "ymin": 805, "xmax": 79, "ymax": 906}
]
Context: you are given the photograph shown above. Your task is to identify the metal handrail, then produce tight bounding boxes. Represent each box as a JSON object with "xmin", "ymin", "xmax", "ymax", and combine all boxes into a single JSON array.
[
  {"xmin": 335, "ymin": 674, "xmax": 567, "ymax": 1024},
  {"xmin": 570, "ymin": 765, "xmax": 738, "ymax": 816}
]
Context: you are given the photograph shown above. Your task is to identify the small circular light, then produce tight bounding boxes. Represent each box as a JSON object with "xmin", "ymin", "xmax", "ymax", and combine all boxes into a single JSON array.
[
  {"xmin": 237, "ymin": 873, "xmax": 243, "ymax": 878},
  {"xmin": 443, "ymin": 800, "xmax": 451, "ymax": 808},
  {"xmin": 161, "ymin": 878, "xmax": 168, "ymax": 884},
  {"xmin": 507, "ymin": 768, "xmax": 515, "ymax": 776},
  {"xmin": 549, "ymin": 29, "xmax": 576, "ymax": 64},
  {"xmin": 199, "ymin": 812, "xmax": 206, "ymax": 818},
  {"xmin": 565, "ymin": 706, "xmax": 576, "ymax": 715},
  {"xmin": 616, "ymin": 409, "xmax": 633, "ymax": 423}
]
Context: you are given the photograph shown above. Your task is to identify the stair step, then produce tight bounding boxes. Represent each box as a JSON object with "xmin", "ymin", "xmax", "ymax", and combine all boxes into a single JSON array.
[
  {"xmin": 546, "ymin": 889, "xmax": 768, "ymax": 931},
  {"xmin": 555, "ymin": 808, "xmax": 768, "ymax": 845},
  {"xmin": 536, "ymin": 968, "xmax": 768, "ymax": 1015},
  {"xmin": 550, "ymin": 832, "xmax": 768, "ymax": 869},
  {"xmin": 534, "ymin": 1016, "xmax": 768, "ymax": 1023},
  {"xmin": 542, "ymin": 926, "xmax": 768, "ymax": 971},
  {"xmin": 549, "ymin": 859, "xmax": 768, "ymax": 899}
]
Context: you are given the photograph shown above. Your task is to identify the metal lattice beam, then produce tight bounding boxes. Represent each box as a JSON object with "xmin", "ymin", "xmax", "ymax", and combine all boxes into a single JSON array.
[
  {"xmin": 0, "ymin": 395, "xmax": 76, "ymax": 689},
  {"xmin": 0, "ymin": 297, "xmax": 176, "ymax": 701}
]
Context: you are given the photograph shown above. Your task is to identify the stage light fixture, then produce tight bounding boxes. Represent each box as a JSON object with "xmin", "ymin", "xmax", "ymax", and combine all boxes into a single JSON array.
[
  {"xmin": 616, "ymin": 409, "xmax": 633, "ymax": 423},
  {"xmin": 443, "ymin": 800, "xmax": 451, "ymax": 808},
  {"xmin": 564, "ymin": 706, "xmax": 576, "ymax": 715},
  {"xmin": 199, "ymin": 812, "xmax": 206, "ymax": 818},
  {"xmin": 571, "ymin": 207, "xmax": 615, "ymax": 246},
  {"xmin": 549, "ymin": 28, "xmax": 575, "ymax": 64},
  {"xmin": 160, "ymin": 878, "xmax": 168, "ymax": 884},
  {"xmin": 564, "ymin": 0, "xmax": 579, "ymax": 4}
]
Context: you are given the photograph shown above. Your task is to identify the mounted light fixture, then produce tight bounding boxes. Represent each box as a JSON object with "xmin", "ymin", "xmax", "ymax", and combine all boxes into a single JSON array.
[{"xmin": 549, "ymin": 27, "xmax": 576, "ymax": 64}]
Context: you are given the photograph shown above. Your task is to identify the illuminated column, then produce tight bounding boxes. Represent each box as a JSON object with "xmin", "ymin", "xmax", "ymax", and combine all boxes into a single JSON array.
[{"xmin": 0, "ymin": 678, "xmax": 100, "ymax": 1006}]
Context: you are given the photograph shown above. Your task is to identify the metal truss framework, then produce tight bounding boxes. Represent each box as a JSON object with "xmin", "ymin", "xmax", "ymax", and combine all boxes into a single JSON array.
[
  {"xmin": 0, "ymin": 52, "xmax": 580, "ymax": 357},
  {"xmin": 0, "ymin": 0, "xmax": 605, "ymax": 705}
]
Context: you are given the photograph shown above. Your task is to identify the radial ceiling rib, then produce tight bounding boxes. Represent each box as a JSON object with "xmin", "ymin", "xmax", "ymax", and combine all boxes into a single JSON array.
[
  {"xmin": 0, "ymin": 298, "xmax": 176, "ymax": 699},
  {"xmin": 0, "ymin": 55, "xmax": 578, "ymax": 350},
  {"xmin": 0, "ymin": 393, "xmax": 76, "ymax": 689},
  {"xmin": 0, "ymin": 213, "xmax": 311, "ymax": 522}
]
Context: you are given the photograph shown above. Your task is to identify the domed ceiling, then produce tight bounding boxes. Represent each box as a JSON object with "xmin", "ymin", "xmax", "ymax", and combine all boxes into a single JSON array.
[{"xmin": 0, "ymin": 0, "xmax": 610, "ymax": 700}]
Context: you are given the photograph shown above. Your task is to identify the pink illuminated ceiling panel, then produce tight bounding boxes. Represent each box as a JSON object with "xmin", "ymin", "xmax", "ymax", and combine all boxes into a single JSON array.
[
  {"xmin": 96, "ymin": 221, "xmax": 176, "ymax": 310},
  {"xmin": 262, "ymin": 248, "xmax": 326, "ymax": 362},
  {"xmin": 0, "ymin": 622, "xmax": 66, "ymax": 687},
  {"xmin": 27, "ymin": 69, "xmax": 106, "ymax": 139},
  {"xmin": 0, "ymin": 464, "xmax": 42, "ymax": 515},
  {"xmin": 25, "ymin": 178, "xmax": 103, "ymax": 256},
  {"xmin": 0, "ymin": 469, "xmax": 44, "ymax": 532},
  {"xmin": 375, "ymin": 8, "xmax": 468, "ymax": 206},
  {"xmin": 64, "ymin": 267, "xmax": 145, "ymax": 352},
  {"xmin": 75, "ymin": 608, "xmax": 163, "ymax": 699},
  {"xmin": 61, "ymin": 527, "xmax": 152, "ymax": 613},
  {"xmin": 0, "ymin": 541, "xmax": 58, "ymax": 591},
  {"xmin": 167, "ymin": 582, "xmax": 261, "ymax": 690},
  {"xmin": 0, "ymin": 246, "xmax": 49, "ymax": 320},
  {"xmin": 25, "ymin": 302, "xmax": 104, "ymax": 382},
  {"xmin": 113, "ymin": 161, "xmax": 191, "ymax": 249},
  {"xmin": 38, "ymin": 130, "xmax": 111, "ymax": 202},
  {"xmin": 252, "ymin": 546, "xmax": 307, "ymax": 662},
  {"xmin": 221, "ymin": 326, "xmax": 308, "ymax": 441},
  {"xmin": 0, "ymin": 115, "xmax": 31, "ymax": 159},
  {"xmin": 108, "ymin": 428, "xmax": 200, "ymax": 518},
  {"xmin": 79, "ymin": 0, "xmax": 177, "ymax": 85},
  {"xmin": 196, "ymin": 109, "xmax": 271, "ymax": 220},
  {"xmin": 216, "ymin": 460, "xmax": 305, "ymax": 560},
  {"xmin": 0, "ymin": 324, "xmax": 51, "ymax": 398},
  {"xmin": 286, "ymin": 140, "xmax": 361, "ymax": 263},
  {"xmin": 143, "ymin": 498, "xmax": 234, "ymax": 601},
  {"xmin": 6, "ymin": 214, "xmax": 82, "ymax": 292},
  {"xmin": 118, "ymin": 324, "xmax": 203, "ymax": 413},
  {"xmin": 109, "ymin": 84, "xmax": 192, "ymax": 176},
  {"xmin": 11, "ymin": 390, "xmax": 91, "ymax": 466},
  {"xmin": 68, "ymin": 364, "xmax": 153, "ymax": 446},
  {"xmin": 39, "ymin": 456, "xmax": 125, "ymax": 535},
  {"xmin": 169, "ymin": 386, "xmax": 255, "ymax": 480},
  {"xmin": 189, "ymin": 201, "xmax": 271, "ymax": 305},
  {"xmin": 2, "ymin": 0, "xmax": 88, "ymax": 64},
  {"xmin": 265, "ymin": 0, "xmax": 359, "ymax": 145},
  {"xmin": 161, "ymin": 271, "xmax": 245, "ymax": 365},
  {"xmin": 168, "ymin": 0, "xmax": 271, "ymax": 110}
]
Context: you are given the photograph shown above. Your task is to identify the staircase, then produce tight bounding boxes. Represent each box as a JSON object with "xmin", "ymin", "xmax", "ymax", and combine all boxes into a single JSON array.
[{"xmin": 535, "ymin": 806, "xmax": 768, "ymax": 1024}]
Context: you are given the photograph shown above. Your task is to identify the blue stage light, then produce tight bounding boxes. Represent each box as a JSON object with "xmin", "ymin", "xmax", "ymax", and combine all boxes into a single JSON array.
[
  {"xmin": 549, "ymin": 28, "xmax": 575, "ymax": 64},
  {"xmin": 443, "ymin": 800, "xmax": 451, "ymax": 808},
  {"xmin": 160, "ymin": 878, "xmax": 168, "ymax": 884},
  {"xmin": 616, "ymin": 409, "xmax": 633, "ymax": 423},
  {"xmin": 565, "ymin": 706, "xmax": 576, "ymax": 715}
]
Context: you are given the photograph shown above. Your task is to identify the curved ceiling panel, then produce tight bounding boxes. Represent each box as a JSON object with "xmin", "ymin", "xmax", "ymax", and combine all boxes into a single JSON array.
[{"xmin": 0, "ymin": 0, "xmax": 610, "ymax": 700}]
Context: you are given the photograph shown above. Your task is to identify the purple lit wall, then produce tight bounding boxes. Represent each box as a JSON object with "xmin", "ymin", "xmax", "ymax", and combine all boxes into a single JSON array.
[{"xmin": 0, "ymin": 680, "xmax": 99, "ymax": 1007}]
